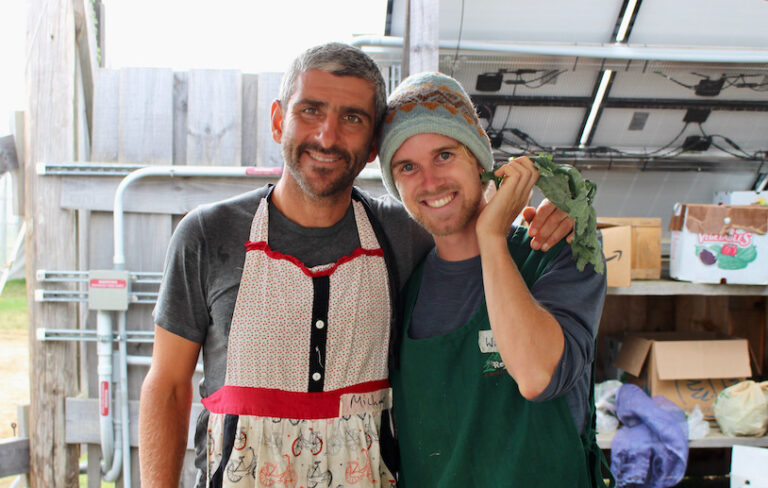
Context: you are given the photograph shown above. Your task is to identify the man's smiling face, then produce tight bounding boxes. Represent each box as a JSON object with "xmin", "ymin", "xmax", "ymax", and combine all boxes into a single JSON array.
[
  {"xmin": 391, "ymin": 132, "xmax": 484, "ymax": 237},
  {"xmin": 271, "ymin": 69, "xmax": 378, "ymax": 199}
]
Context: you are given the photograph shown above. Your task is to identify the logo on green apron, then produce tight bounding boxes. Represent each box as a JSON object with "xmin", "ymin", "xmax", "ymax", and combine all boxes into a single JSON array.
[{"xmin": 479, "ymin": 330, "xmax": 506, "ymax": 374}]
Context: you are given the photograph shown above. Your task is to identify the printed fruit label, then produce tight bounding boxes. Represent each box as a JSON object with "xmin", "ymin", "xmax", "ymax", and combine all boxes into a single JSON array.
[{"xmin": 695, "ymin": 241, "xmax": 758, "ymax": 270}]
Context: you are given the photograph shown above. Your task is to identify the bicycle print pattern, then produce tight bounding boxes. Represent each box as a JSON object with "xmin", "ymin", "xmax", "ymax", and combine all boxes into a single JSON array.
[{"xmin": 207, "ymin": 413, "xmax": 395, "ymax": 487}]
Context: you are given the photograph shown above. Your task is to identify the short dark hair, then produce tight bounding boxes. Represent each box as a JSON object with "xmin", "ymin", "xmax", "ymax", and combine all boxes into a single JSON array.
[{"xmin": 279, "ymin": 42, "xmax": 387, "ymax": 131}]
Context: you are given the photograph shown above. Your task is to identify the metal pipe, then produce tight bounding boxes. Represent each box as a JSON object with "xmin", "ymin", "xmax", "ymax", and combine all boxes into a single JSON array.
[
  {"xmin": 111, "ymin": 165, "xmax": 273, "ymax": 486},
  {"xmin": 350, "ymin": 36, "xmax": 768, "ymax": 64},
  {"xmin": 112, "ymin": 166, "xmax": 277, "ymax": 269},
  {"xmin": 96, "ymin": 311, "xmax": 121, "ymax": 477},
  {"xmin": 117, "ymin": 311, "xmax": 132, "ymax": 488}
]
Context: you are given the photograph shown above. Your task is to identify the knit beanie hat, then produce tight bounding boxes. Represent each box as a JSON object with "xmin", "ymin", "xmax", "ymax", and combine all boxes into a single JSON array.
[{"xmin": 378, "ymin": 72, "xmax": 494, "ymax": 201}]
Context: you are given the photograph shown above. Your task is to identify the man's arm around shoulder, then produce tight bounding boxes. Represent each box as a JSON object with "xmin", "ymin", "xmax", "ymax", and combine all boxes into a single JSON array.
[{"xmin": 139, "ymin": 326, "xmax": 201, "ymax": 487}]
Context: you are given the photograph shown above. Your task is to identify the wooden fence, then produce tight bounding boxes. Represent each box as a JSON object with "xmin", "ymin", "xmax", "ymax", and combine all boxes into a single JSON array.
[{"xmin": 64, "ymin": 66, "xmax": 314, "ymax": 487}]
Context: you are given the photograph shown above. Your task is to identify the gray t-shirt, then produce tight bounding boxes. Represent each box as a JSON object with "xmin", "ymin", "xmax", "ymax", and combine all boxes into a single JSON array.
[
  {"xmin": 153, "ymin": 186, "xmax": 433, "ymax": 396},
  {"xmin": 410, "ymin": 236, "xmax": 606, "ymax": 434},
  {"xmin": 152, "ymin": 185, "xmax": 434, "ymax": 477}
]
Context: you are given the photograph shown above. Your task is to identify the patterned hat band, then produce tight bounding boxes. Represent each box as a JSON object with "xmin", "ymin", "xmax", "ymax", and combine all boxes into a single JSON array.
[{"xmin": 378, "ymin": 72, "xmax": 494, "ymax": 201}]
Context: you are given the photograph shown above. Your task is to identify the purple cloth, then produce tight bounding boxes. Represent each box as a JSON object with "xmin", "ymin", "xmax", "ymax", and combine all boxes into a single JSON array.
[{"xmin": 610, "ymin": 384, "xmax": 689, "ymax": 487}]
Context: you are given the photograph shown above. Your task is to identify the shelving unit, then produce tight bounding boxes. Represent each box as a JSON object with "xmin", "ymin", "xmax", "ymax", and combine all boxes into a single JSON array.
[
  {"xmin": 597, "ymin": 422, "xmax": 768, "ymax": 449},
  {"xmin": 599, "ymin": 276, "xmax": 767, "ymax": 457},
  {"xmin": 608, "ymin": 280, "xmax": 768, "ymax": 296}
]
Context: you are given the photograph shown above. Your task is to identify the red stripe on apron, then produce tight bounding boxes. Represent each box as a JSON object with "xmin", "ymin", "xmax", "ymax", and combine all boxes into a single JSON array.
[
  {"xmin": 202, "ymin": 379, "xmax": 390, "ymax": 419},
  {"xmin": 244, "ymin": 240, "xmax": 385, "ymax": 278}
]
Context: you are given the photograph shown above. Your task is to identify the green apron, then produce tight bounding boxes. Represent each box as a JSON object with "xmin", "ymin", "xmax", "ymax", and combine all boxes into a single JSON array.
[{"xmin": 391, "ymin": 227, "xmax": 612, "ymax": 487}]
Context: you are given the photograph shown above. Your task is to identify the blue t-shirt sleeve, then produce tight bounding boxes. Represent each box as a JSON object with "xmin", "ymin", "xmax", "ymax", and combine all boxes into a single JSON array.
[{"xmin": 531, "ymin": 242, "xmax": 606, "ymax": 402}]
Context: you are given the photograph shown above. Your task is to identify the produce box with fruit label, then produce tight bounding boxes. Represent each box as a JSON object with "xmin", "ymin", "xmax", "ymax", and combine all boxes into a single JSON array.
[{"xmin": 669, "ymin": 203, "xmax": 768, "ymax": 284}]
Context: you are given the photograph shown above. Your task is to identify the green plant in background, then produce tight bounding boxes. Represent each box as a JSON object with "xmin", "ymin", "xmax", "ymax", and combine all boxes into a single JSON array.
[{"xmin": 0, "ymin": 279, "xmax": 27, "ymax": 331}]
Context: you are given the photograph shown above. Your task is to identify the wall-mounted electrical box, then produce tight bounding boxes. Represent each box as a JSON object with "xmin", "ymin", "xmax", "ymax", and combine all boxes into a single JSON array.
[{"xmin": 88, "ymin": 270, "xmax": 131, "ymax": 311}]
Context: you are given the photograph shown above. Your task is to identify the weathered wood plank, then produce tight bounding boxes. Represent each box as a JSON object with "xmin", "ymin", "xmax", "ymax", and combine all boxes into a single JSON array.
[
  {"xmin": 403, "ymin": 0, "xmax": 439, "ymax": 76},
  {"xmin": 173, "ymin": 72, "xmax": 189, "ymax": 164},
  {"xmin": 116, "ymin": 66, "xmax": 176, "ymax": 488},
  {"xmin": 60, "ymin": 175, "xmax": 278, "ymax": 213},
  {"xmin": 90, "ymin": 69, "xmax": 120, "ymax": 162},
  {"xmin": 72, "ymin": 0, "xmax": 99, "ymax": 134},
  {"xmin": 65, "ymin": 397, "xmax": 203, "ymax": 450},
  {"xmin": 25, "ymin": 0, "xmax": 81, "ymax": 485},
  {"xmin": 0, "ymin": 437, "xmax": 30, "ymax": 477},
  {"xmin": 76, "ymin": 55, "xmax": 91, "ymax": 162},
  {"xmin": 59, "ymin": 173, "xmax": 388, "ymax": 213},
  {"xmin": 118, "ymin": 68, "xmax": 174, "ymax": 164},
  {"xmin": 254, "ymin": 72, "xmax": 283, "ymax": 167},
  {"xmin": 241, "ymin": 73, "xmax": 259, "ymax": 166},
  {"xmin": 186, "ymin": 69, "xmax": 242, "ymax": 166}
]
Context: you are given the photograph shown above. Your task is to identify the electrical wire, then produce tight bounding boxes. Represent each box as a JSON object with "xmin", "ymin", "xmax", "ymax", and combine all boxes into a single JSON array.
[
  {"xmin": 654, "ymin": 71, "xmax": 695, "ymax": 90},
  {"xmin": 697, "ymin": 124, "xmax": 762, "ymax": 160},
  {"xmin": 449, "ymin": 0, "xmax": 466, "ymax": 77},
  {"xmin": 655, "ymin": 71, "xmax": 768, "ymax": 93},
  {"xmin": 520, "ymin": 70, "xmax": 567, "ymax": 88}
]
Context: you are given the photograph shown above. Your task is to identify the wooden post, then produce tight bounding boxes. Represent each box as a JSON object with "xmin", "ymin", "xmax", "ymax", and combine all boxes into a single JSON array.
[
  {"xmin": 25, "ymin": 0, "xmax": 81, "ymax": 485},
  {"xmin": 402, "ymin": 0, "xmax": 439, "ymax": 78}
]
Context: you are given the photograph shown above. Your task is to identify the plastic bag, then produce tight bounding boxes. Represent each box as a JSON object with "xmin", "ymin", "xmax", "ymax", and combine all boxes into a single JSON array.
[
  {"xmin": 594, "ymin": 380, "xmax": 623, "ymax": 434},
  {"xmin": 713, "ymin": 380, "xmax": 768, "ymax": 437},
  {"xmin": 686, "ymin": 405, "xmax": 710, "ymax": 440}
]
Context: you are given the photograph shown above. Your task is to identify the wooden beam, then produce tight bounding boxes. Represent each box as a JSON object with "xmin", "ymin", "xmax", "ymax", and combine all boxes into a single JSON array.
[
  {"xmin": 57, "ymin": 174, "xmax": 389, "ymax": 214},
  {"xmin": 25, "ymin": 0, "xmax": 81, "ymax": 485},
  {"xmin": 186, "ymin": 70, "xmax": 243, "ymax": 165},
  {"xmin": 0, "ymin": 438, "xmax": 30, "ymax": 477},
  {"xmin": 172, "ymin": 72, "xmax": 189, "ymax": 164},
  {"xmin": 118, "ymin": 68, "xmax": 174, "ymax": 164},
  {"xmin": 72, "ymin": 0, "xmax": 99, "ymax": 136},
  {"xmin": 65, "ymin": 398, "xmax": 202, "ymax": 450},
  {"xmin": 403, "ymin": 0, "xmax": 439, "ymax": 77}
]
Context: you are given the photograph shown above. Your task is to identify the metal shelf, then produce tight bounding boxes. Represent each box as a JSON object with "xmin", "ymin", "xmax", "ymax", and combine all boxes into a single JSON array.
[{"xmin": 597, "ymin": 422, "xmax": 768, "ymax": 449}]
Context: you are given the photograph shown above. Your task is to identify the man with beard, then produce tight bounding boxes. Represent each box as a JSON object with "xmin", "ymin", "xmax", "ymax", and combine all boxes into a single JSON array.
[
  {"xmin": 138, "ymin": 44, "xmax": 573, "ymax": 488},
  {"xmin": 377, "ymin": 72, "xmax": 610, "ymax": 487}
]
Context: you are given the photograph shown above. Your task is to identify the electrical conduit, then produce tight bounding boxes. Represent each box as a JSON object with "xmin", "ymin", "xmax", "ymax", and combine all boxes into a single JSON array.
[{"xmin": 107, "ymin": 166, "xmax": 278, "ymax": 486}]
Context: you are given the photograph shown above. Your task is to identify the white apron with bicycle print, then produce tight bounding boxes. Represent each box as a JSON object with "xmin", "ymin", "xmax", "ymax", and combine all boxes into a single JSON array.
[{"xmin": 201, "ymin": 196, "xmax": 396, "ymax": 488}]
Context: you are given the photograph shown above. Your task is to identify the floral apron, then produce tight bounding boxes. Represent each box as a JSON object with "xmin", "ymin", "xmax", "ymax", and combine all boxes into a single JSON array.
[{"xmin": 202, "ymin": 195, "xmax": 396, "ymax": 488}]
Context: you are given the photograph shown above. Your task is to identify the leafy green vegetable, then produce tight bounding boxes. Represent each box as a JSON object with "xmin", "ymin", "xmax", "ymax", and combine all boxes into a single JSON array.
[{"xmin": 482, "ymin": 154, "xmax": 604, "ymax": 274}]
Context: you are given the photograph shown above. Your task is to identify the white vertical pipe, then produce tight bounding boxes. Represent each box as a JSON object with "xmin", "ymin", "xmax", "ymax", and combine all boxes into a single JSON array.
[
  {"xmin": 110, "ymin": 165, "xmax": 271, "ymax": 486},
  {"xmin": 97, "ymin": 310, "xmax": 123, "ymax": 481},
  {"xmin": 118, "ymin": 311, "xmax": 132, "ymax": 488}
]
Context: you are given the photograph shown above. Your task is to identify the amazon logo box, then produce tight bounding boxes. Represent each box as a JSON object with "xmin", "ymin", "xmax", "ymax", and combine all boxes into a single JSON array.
[
  {"xmin": 615, "ymin": 332, "xmax": 752, "ymax": 419},
  {"xmin": 669, "ymin": 204, "xmax": 768, "ymax": 285},
  {"xmin": 598, "ymin": 217, "xmax": 662, "ymax": 288}
]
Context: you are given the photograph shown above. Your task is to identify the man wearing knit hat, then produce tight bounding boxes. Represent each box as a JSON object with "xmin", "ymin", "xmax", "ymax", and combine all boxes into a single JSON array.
[
  {"xmin": 139, "ymin": 42, "xmax": 575, "ymax": 487},
  {"xmin": 379, "ymin": 72, "xmax": 610, "ymax": 487}
]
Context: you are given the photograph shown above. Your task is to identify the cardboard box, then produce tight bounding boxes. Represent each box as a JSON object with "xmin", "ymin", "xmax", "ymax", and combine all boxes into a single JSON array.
[
  {"xmin": 614, "ymin": 332, "xmax": 752, "ymax": 418},
  {"xmin": 599, "ymin": 217, "xmax": 662, "ymax": 279},
  {"xmin": 714, "ymin": 191, "xmax": 768, "ymax": 206},
  {"xmin": 598, "ymin": 222, "xmax": 632, "ymax": 287},
  {"xmin": 669, "ymin": 204, "xmax": 768, "ymax": 285}
]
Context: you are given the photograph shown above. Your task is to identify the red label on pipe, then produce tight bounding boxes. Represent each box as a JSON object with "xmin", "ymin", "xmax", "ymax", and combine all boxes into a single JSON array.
[
  {"xmin": 90, "ymin": 279, "xmax": 127, "ymax": 289},
  {"xmin": 100, "ymin": 381, "xmax": 110, "ymax": 416}
]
